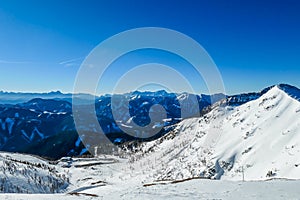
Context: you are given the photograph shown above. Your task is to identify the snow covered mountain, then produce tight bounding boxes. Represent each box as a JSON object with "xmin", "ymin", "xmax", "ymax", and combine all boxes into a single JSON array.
[
  {"xmin": 0, "ymin": 98, "xmax": 74, "ymax": 154},
  {"xmin": 127, "ymin": 84, "xmax": 300, "ymax": 181},
  {"xmin": 0, "ymin": 84, "xmax": 299, "ymax": 199},
  {"xmin": 0, "ymin": 90, "xmax": 223, "ymax": 159},
  {"xmin": 0, "ymin": 84, "xmax": 299, "ymax": 163}
]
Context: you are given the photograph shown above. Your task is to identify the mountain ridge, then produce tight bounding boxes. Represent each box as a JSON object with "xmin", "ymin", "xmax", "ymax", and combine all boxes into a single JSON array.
[
  {"xmin": 126, "ymin": 85, "xmax": 300, "ymax": 181},
  {"xmin": 0, "ymin": 83, "xmax": 299, "ymax": 104}
]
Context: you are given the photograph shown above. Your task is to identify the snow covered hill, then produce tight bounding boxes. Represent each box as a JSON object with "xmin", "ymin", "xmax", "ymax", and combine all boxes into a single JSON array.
[
  {"xmin": 0, "ymin": 152, "xmax": 69, "ymax": 193},
  {"xmin": 128, "ymin": 85, "xmax": 300, "ymax": 181},
  {"xmin": 0, "ymin": 151, "xmax": 299, "ymax": 199}
]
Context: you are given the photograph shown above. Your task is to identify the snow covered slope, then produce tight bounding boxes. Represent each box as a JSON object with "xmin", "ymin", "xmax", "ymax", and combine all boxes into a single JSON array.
[
  {"xmin": 129, "ymin": 85, "xmax": 300, "ymax": 181},
  {"xmin": 0, "ymin": 151, "xmax": 298, "ymax": 199},
  {"xmin": 0, "ymin": 152, "xmax": 69, "ymax": 193}
]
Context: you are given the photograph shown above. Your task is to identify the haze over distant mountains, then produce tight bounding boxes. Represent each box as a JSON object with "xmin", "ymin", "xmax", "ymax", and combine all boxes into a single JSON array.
[{"xmin": 0, "ymin": 90, "xmax": 96, "ymax": 105}]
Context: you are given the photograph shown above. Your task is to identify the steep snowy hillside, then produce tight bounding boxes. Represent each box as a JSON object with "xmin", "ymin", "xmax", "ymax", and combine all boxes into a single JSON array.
[
  {"xmin": 128, "ymin": 85, "xmax": 300, "ymax": 181},
  {"xmin": 0, "ymin": 152, "xmax": 69, "ymax": 193}
]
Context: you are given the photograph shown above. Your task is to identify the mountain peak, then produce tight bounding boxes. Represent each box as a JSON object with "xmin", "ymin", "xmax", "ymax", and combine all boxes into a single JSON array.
[
  {"xmin": 47, "ymin": 90, "xmax": 63, "ymax": 95},
  {"xmin": 276, "ymin": 84, "xmax": 300, "ymax": 101},
  {"xmin": 259, "ymin": 84, "xmax": 300, "ymax": 102}
]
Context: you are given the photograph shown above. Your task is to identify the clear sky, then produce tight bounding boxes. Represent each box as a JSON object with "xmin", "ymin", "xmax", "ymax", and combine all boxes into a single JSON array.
[{"xmin": 0, "ymin": 0, "xmax": 299, "ymax": 95}]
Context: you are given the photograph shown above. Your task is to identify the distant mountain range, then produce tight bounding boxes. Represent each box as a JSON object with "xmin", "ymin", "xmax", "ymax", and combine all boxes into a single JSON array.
[
  {"xmin": 0, "ymin": 84, "xmax": 299, "ymax": 160},
  {"xmin": 0, "ymin": 90, "xmax": 95, "ymax": 105},
  {"xmin": 0, "ymin": 90, "xmax": 71, "ymax": 104},
  {"xmin": 0, "ymin": 89, "xmax": 222, "ymax": 158}
]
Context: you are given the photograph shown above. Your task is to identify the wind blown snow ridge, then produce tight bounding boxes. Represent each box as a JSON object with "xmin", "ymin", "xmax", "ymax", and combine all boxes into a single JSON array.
[{"xmin": 127, "ymin": 86, "xmax": 300, "ymax": 181}]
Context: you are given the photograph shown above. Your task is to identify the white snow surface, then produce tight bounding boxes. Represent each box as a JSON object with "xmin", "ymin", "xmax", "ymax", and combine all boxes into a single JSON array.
[
  {"xmin": 0, "ymin": 153, "xmax": 299, "ymax": 199},
  {"xmin": 0, "ymin": 152, "xmax": 69, "ymax": 194}
]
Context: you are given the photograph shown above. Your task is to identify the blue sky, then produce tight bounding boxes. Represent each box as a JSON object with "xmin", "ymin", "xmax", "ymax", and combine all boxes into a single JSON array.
[{"xmin": 0, "ymin": 0, "xmax": 299, "ymax": 94}]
